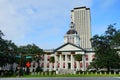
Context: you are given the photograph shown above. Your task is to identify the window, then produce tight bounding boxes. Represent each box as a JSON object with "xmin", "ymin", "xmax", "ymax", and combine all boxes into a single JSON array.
[
  {"xmin": 63, "ymin": 55, "xmax": 65, "ymax": 61},
  {"xmin": 74, "ymin": 62, "xmax": 76, "ymax": 68},
  {"xmin": 68, "ymin": 55, "xmax": 71, "ymax": 61},
  {"xmin": 85, "ymin": 54, "xmax": 88, "ymax": 61},
  {"xmin": 63, "ymin": 63, "xmax": 65, "ymax": 68},
  {"xmin": 47, "ymin": 63, "xmax": 49, "ymax": 68},
  {"xmin": 41, "ymin": 63, "xmax": 44, "ymax": 67},
  {"xmin": 47, "ymin": 55, "xmax": 50, "ymax": 61},
  {"xmin": 52, "ymin": 63, "xmax": 54, "ymax": 68},
  {"xmin": 41, "ymin": 56, "xmax": 44, "ymax": 60},
  {"xmin": 71, "ymin": 38, "xmax": 74, "ymax": 44},
  {"xmin": 58, "ymin": 63, "xmax": 60, "ymax": 68},
  {"xmin": 86, "ymin": 63, "xmax": 89, "ymax": 67},
  {"xmin": 80, "ymin": 63, "xmax": 82, "ymax": 68},
  {"xmin": 67, "ymin": 37, "xmax": 74, "ymax": 44},
  {"xmin": 67, "ymin": 37, "xmax": 70, "ymax": 43}
]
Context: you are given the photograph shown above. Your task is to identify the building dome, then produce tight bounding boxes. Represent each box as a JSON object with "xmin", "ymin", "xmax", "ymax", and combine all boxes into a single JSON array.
[
  {"xmin": 67, "ymin": 29, "xmax": 77, "ymax": 34},
  {"xmin": 64, "ymin": 22, "xmax": 80, "ymax": 47},
  {"xmin": 66, "ymin": 22, "xmax": 77, "ymax": 34}
]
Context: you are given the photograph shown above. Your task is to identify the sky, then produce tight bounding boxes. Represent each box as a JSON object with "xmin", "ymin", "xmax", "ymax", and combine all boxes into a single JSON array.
[{"xmin": 0, "ymin": 0, "xmax": 120, "ymax": 49}]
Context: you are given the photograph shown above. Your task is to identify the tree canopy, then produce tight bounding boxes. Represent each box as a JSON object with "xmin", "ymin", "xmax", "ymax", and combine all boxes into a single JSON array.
[
  {"xmin": 18, "ymin": 44, "xmax": 43, "ymax": 54},
  {"xmin": 74, "ymin": 54, "xmax": 82, "ymax": 61},
  {"xmin": 90, "ymin": 24, "xmax": 120, "ymax": 71},
  {"xmin": 0, "ymin": 31, "xmax": 18, "ymax": 66},
  {"xmin": 49, "ymin": 56, "xmax": 55, "ymax": 63},
  {"xmin": 0, "ymin": 30, "xmax": 43, "ymax": 66}
]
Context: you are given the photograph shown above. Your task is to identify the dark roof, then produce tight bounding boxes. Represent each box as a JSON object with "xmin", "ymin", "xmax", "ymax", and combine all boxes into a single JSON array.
[
  {"xmin": 74, "ymin": 6, "xmax": 86, "ymax": 9},
  {"xmin": 67, "ymin": 29, "xmax": 77, "ymax": 34},
  {"xmin": 54, "ymin": 43, "xmax": 86, "ymax": 53},
  {"xmin": 72, "ymin": 6, "xmax": 90, "ymax": 10},
  {"xmin": 86, "ymin": 8, "xmax": 90, "ymax": 10}
]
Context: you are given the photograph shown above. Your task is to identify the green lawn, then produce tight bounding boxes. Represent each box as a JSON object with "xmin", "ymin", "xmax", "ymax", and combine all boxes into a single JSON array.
[
  {"xmin": 21, "ymin": 74, "xmax": 120, "ymax": 78},
  {"xmin": 1, "ymin": 72, "xmax": 120, "ymax": 78}
]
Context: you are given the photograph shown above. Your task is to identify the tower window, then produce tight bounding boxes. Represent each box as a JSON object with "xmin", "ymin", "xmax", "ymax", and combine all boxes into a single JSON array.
[{"xmin": 67, "ymin": 37, "xmax": 74, "ymax": 44}]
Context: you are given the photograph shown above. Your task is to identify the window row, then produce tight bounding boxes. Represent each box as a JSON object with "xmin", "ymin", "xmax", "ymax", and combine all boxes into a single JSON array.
[{"xmin": 40, "ymin": 62, "xmax": 89, "ymax": 68}]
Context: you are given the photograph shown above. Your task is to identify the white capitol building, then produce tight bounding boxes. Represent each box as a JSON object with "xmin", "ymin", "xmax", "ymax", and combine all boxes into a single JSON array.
[{"xmin": 41, "ymin": 21, "xmax": 95, "ymax": 74}]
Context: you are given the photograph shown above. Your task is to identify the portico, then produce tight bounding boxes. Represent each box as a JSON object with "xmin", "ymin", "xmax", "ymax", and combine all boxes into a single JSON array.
[{"xmin": 54, "ymin": 43, "xmax": 86, "ymax": 72}]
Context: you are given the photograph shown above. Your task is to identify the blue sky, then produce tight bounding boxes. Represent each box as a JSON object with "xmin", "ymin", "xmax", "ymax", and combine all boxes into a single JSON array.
[{"xmin": 0, "ymin": 0, "xmax": 120, "ymax": 49}]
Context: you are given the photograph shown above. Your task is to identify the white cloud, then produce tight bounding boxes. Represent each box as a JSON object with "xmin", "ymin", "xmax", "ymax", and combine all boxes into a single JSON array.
[{"xmin": 0, "ymin": 1, "xmax": 33, "ymax": 47}]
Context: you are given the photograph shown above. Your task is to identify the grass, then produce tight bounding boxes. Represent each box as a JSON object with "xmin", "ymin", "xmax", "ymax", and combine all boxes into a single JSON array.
[
  {"xmin": 21, "ymin": 73, "xmax": 120, "ymax": 78},
  {"xmin": 1, "ymin": 72, "xmax": 120, "ymax": 78}
]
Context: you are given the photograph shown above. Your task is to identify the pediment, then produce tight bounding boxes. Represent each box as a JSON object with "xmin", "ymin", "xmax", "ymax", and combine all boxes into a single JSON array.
[{"xmin": 55, "ymin": 43, "xmax": 85, "ymax": 52}]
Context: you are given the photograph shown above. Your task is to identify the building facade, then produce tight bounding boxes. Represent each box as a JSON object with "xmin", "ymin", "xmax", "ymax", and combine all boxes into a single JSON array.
[
  {"xmin": 40, "ymin": 22, "xmax": 95, "ymax": 74},
  {"xmin": 71, "ymin": 7, "xmax": 91, "ymax": 49}
]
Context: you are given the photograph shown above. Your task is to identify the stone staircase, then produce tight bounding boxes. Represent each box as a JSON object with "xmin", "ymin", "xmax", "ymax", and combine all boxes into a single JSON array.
[{"xmin": 58, "ymin": 69, "xmax": 75, "ymax": 74}]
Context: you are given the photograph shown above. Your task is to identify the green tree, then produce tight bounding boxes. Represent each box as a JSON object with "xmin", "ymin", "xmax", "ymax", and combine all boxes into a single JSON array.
[
  {"xmin": 74, "ymin": 54, "xmax": 82, "ymax": 61},
  {"xmin": 0, "ymin": 30, "xmax": 10, "ymax": 66},
  {"xmin": 18, "ymin": 44, "xmax": 43, "ymax": 68},
  {"xmin": 74, "ymin": 54, "xmax": 82, "ymax": 70},
  {"xmin": 49, "ymin": 56, "xmax": 55, "ymax": 63},
  {"xmin": 0, "ymin": 30, "xmax": 18, "ymax": 66},
  {"xmin": 18, "ymin": 44, "xmax": 43, "ymax": 54},
  {"xmin": 0, "ymin": 30, "xmax": 4, "ymax": 38},
  {"xmin": 6, "ymin": 40, "xmax": 18, "ymax": 63},
  {"xmin": 90, "ymin": 24, "xmax": 120, "ymax": 71}
]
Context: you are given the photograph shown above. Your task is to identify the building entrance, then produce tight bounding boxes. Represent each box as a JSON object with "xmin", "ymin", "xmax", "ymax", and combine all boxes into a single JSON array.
[{"xmin": 68, "ymin": 63, "xmax": 71, "ymax": 69}]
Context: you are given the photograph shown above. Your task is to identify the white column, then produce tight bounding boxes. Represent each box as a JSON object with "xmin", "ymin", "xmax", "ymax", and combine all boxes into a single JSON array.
[
  {"xmin": 76, "ymin": 61, "xmax": 80, "ymax": 71},
  {"xmin": 83, "ymin": 54, "xmax": 86, "ymax": 71},
  {"xmin": 71, "ymin": 54, "xmax": 74, "ymax": 70},
  {"xmin": 54, "ymin": 55, "xmax": 57, "ymax": 70},
  {"xmin": 60, "ymin": 54, "xmax": 62, "ymax": 69},
  {"xmin": 44, "ymin": 55, "xmax": 47, "ymax": 71},
  {"xmin": 65, "ymin": 54, "xmax": 68, "ymax": 69},
  {"xmin": 49, "ymin": 63, "xmax": 52, "ymax": 71}
]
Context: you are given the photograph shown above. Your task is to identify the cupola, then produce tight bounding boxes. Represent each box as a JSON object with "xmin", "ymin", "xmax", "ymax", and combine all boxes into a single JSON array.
[{"xmin": 64, "ymin": 22, "xmax": 80, "ymax": 47}]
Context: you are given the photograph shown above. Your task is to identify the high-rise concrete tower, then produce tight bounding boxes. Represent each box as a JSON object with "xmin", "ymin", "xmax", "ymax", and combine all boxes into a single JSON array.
[{"xmin": 71, "ymin": 6, "xmax": 91, "ymax": 49}]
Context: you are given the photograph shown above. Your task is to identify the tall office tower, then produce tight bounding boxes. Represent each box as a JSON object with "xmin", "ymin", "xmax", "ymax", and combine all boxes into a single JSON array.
[{"xmin": 71, "ymin": 6, "xmax": 91, "ymax": 49}]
